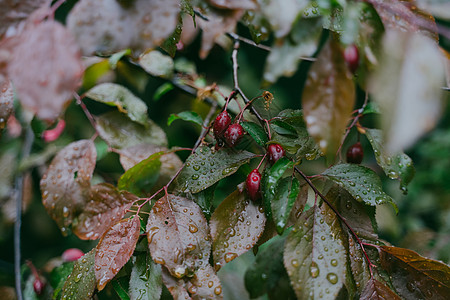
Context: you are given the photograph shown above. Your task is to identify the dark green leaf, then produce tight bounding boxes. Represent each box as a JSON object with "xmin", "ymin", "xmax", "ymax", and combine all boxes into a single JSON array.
[
  {"xmin": 365, "ymin": 128, "xmax": 415, "ymax": 193},
  {"xmin": 112, "ymin": 277, "xmax": 131, "ymax": 300},
  {"xmin": 95, "ymin": 111, "xmax": 167, "ymax": 149},
  {"xmin": 362, "ymin": 102, "xmax": 381, "ymax": 115},
  {"xmin": 129, "ymin": 253, "xmax": 163, "ymax": 300},
  {"xmin": 86, "ymin": 83, "xmax": 149, "ymax": 126},
  {"xmin": 360, "ymin": 278, "xmax": 401, "ymax": 300},
  {"xmin": 284, "ymin": 205, "xmax": 347, "ymax": 299},
  {"xmin": 322, "ymin": 163, "xmax": 397, "ymax": 212},
  {"xmin": 153, "ymin": 82, "xmax": 174, "ymax": 101},
  {"xmin": 175, "ymin": 146, "xmax": 255, "ymax": 193},
  {"xmin": 210, "ymin": 188, "xmax": 266, "ymax": 270},
  {"xmin": 272, "ymin": 176, "xmax": 300, "ymax": 234},
  {"xmin": 262, "ymin": 157, "xmax": 294, "ymax": 219},
  {"xmin": 139, "ymin": 50, "xmax": 174, "ymax": 79},
  {"xmin": 61, "ymin": 248, "xmax": 96, "ymax": 300},
  {"xmin": 270, "ymin": 120, "xmax": 297, "ymax": 137},
  {"xmin": 189, "ymin": 183, "xmax": 217, "ymax": 220},
  {"xmin": 160, "ymin": 17, "xmax": 182, "ymax": 57},
  {"xmin": 241, "ymin": 121, "xmax": 268, "ymax": 147},
  {"xmin": 167, "ymin": 111, "xmax": 203, "ymax": 127},
  {"xmin": 118, "ymin": 152, "xmax": 162, "ymax": 196},
  {"xmin": 50, "ymin": 262, "xmax": 74, "ymax": 299}
]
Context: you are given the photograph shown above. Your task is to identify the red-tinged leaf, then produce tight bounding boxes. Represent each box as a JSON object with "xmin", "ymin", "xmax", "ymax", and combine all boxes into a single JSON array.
[
  {"xmin": 210, "ymin": 188, "xmax": 266, "ymax": 270},
  {"xmin": 7, "ymin": 21, "xmax": 83, "ymax": 121},
  {"xmin": 360, "ymin": 277, "xmax": 402, "ymax": 300},
  {"xmin": 73, "ymin": 183, "xmax": 138, "ymax": 240},
  {"xmin": 61, "ymin": 248, "xmax": 96, "ymax": 300},
  {"xmin": 95, "ymin": 217, "xmax": 141, "ymax": 291},
  {"xmin": 161, "ymin": 267, "xmax": 191, "ymax": 300},
  {"xmin": 0, "ymin": 0, "xmax": 48, "ymax": 37},
  {"xmin": 67, "ymin": 0, "xmax": 179, "ymax": 55},
  {"xmin": 0, "ymin": 78, "xmax": 14, "ymax": 130},
  {"xmin": 147, "ymin": 194, "xmax": 211, "ymax": 278},
  {"xmin": 196, "ymin": 8, "xmax": 243, "ymax": 59},
  {"xmin": 379, "ymin": 245, "xmax": 450, "ymax": 299},
  {"xmin": 302, "ymin": 39, "xmax": 355, "ymax": 160},
  {"xmin": 209, "ymin": 0, "xmax": 257, "ymax": 10},
  {"xmin": 187, "ymin": 265, "xmax": 223, "ymax": 299},
  {"xmin": 40, "ymin": 140, "xmax": 96, "ymax": 234},
  {"xmin": 367, "ymin": 0, "xmax": 438, "ymax": 40},
  {"xmin": 284, "ymin": 205, "xmax": 347, "ymax": 299}
]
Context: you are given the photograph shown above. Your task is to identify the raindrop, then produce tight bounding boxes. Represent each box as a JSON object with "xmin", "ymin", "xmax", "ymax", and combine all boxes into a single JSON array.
[
  {"xmin": 189, "ymin": 224, "xmax": 198, "ymax": 233},
  {"xmin": 291, "ymin": 259, "xmax": 300, "ymax": 268},
  {"xmin": 147, "ymin": 227, "xmax": 159, "ymax": 243},
  {"xmin": 193, "ymin": 165, "xmax": 200, "ymax": 171},
  {"xmin": 330, "ymin": 259, "xmax": 338, "ymax": 267},
  {"xmin": 214, "ymin": 286, "xmax": 222, "ymax": 295},
  {"xmin": 208, "ymin": 281, "xmax": 214, "ymax": 288},
  {"xmin": 191, "ymin": 174, "xmax": 199, "ymax": 180},
  {"xmin": 388, "ymin": 171, "xmax": 398, "ymax": 179},
  {"xmin": 186, "ymin": 244, "xmax": 196, "ymax": 252},
  {"xmin": 326, "ymin": 273, "xmax": 338, "ymax": 284},
  {"xmin": 309, "ymin": 262, "xmax": 320, "ymax": 278},
  {"xmin": 224, "ymin": 252, "xmax": 237, "ymax": 263}
]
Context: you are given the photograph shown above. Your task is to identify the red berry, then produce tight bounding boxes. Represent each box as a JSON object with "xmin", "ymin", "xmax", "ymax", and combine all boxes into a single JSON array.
[
  {"xmin": 346, "ymin": 142, "xmax": 364, "ymax": 164},
  {"xmin": 268, "ymin": 143, "xmax": 285, "ymax": 163},
  {"xmin": 62, "ymin": 248, "xmax": 84, "ymax": 262},
  {"xmin": 246, "ymin": 169, "xmax": 261, "ymax": 201},
  {"xmin": 224, "ymin": 123, "xmax": 244, "ymax": 147},
  {"xmin": 213, "ymin": 111, "xmax": 232, "ymax": 139},
  {"xmin": 344, "ymin": 44, "xmax": 359, "ymax": 73},
  {"xmin": 33, "ymin": 278, "xmax": 45, "ymax": 295}
]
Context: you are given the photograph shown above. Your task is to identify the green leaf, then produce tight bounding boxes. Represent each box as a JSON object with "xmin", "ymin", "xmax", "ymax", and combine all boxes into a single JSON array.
[
  {"xmin": 82, "ymin": 59, "xmax": 110, "ymax": 90},
  {"xmin": 50, "ymin": 262, "xmax": 74, "ymax": 299},
  {"xmin": 95, "ymin": 111, "xmax": 167, "ymax": 149},
  {"xmin": 189, "ymin": 183, "xmax": 217, "ymax": 220},
  {"xmin": 302, "ymin": 39, "xmax": 355, "ymax": 161},
  {"xmin": 365, "ymin": 128, "xmax": 415, "ymax": 193},
  {"xmin": 147, "ymin": 194, "xmax": 211, "ymax": 278},
  {"xmin": 210, "ymin": 188, "xmax": 266, "ymax": 270},
  {"xmin": 139, "ymin": 50, "xmax": 174, "ymax": 79},
  {"xmin": 109, "ymin": 49, "xmax": 131, "ymax": 69},
  {"xmin": 269, "ymin": 109, "xmax": 321, "ymax": 162},
  {"xmin": 262, "ymin": 157, "xmax": 294, "ymax": 219},
  {"xmin": 241, "ymin": 121, "xmax": 268, "ymax": 147},
  {"xmin": 112, "ymin": 277, "xmax": 131, "ymax": 300},
  {"xmin": 24, "ymin": 275, "xmax": 40, "ymax": 300},
  {"xmin": 271, "ymin": 176, "xmax": 300, "ymax": 234},
  {"xmin": 379, "ymin": 245, "xmax": 450, "ymax": 299},
  {"xmin": 175, "ymin": 146, "xmax": 255, "ymax": 193},
  {"xmin": 61, "ymin": 248, "xmax": 96, "ymax": 300},
  {"xmin": 362, "ymin": 102, "xmax": 381, "ymax": 115},
  {"xmin": 270, "ymin": 120, "xmax": 297, "ymax": 137},
  {"xmin": 153, "ymin": 82, "xmax": 174, "ymax": 101},
  {"xmin": 160, "ymin": 16, "xmax": 182, "ymax": 57},
  {"xmin": 167, "ymin": 111, "xmax": 203, "ymax": 127},
  {"xmin": 360, "ymin": 278, "xmax": 401, "ymax": 300},
  {"xmin": 129, "ymin": 253, "xmax": 162, "ymax": 300},
  {"xmin": 284, "ymin": 205, "xmax": 347, "ymax": 299},
  {"xmin": 118, "ymin": 152, "xmax": 162, "ymax": 197},
  {"xmin": 322, "ymin": 163, "xmax": 397, "ymax": 211},
  {"xmin": 85, "ymin": 83, "xmax": 149, "ymax": 126}
]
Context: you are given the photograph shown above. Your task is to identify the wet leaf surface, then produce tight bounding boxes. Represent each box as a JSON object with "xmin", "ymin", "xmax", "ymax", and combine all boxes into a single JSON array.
[
  {"xmin": 40, "ymin": 139, "xmax": 96, "ymax": 234},
  {"xmin": 139, "ymin": 50, "xmax": 174, "ymax": 79},
  {"xmin": 6, "ymin": 21, "xmax": 83, "ymax": 121},
  {"xmin": 129, "ymin": 253, "xmax": 163, "ymax": 300},
  {"xmin": 360, "ymin": 277, "xmax": 401, "ymax": 300},
  {"xmin": 119, "ymin": 144, "xmax": 182, "ymax": 173},
  {"xmin": 210, "ymin": 188, "xmax": 266, "ymax": 270},
  {"xmin": 168, "ymin": 111, "xmax": 203, "ymax": 127},
  {"xmin": 73, "ymin": 183, "xmax": 138, "ymax": 240},
  {"xmin": 262, "ymin": 0, "xmax": 309, "ymax": 38},
  {"xmin": 322, "ymin": 163, "xmax": 397, "ymax": 211},
  {"xmin": 85, "ymin": 83, "xmax": 148, "ymax": 126},
  {"xmin": 61, "ymin": 248, "xmax": 96, "ymax": 300},
  {"xmin": 209, "ymin": 0, "xmax": 257, "ymax": 10},
  {"xmin": 284, "ymin": 204, "xmax": 346, "ymax": 299},
  {"xmin": 379, "ymin": 245, "xmax": 450, "ymax": 299},
  {"xmin": 0, "ymin": 78, "xmax": 14, "ymax": 130},
  {"xmin": 175, "ymin": 146, "xmax": 255, "ymax": 193},
  {"xmin": 161, "ymin": 267, "xmax": 191, "ymax": 300},
  {"xmin": 95, "ymin": 111, "xmax": 167, "ymax": 149},
  {"xmin": 271, "ymin": 176, "xmax": 300, "ymax": 234},
  {"xmin": 147, "ymin": 194, "xmax": 211, "ymax": 278},
  {"xmin": 241, "ymin": 121, "xmax": 268, "ymax": 147},
  {"xmin": 302, "ymin": 39, "xmax": 355, "ymax": 159},
  {"xmin": 187, "ymin": 264, "xmax": 223, "ymax": 299},
  {"xmin": 95, "ymin": 217, "xmax": 141, "ymax": 291},
  {"xmin": 370, "ymin": 30, "xmax": 445, "ymax": 153},
  {"xmin": 347, "ymin": 234, "xmax": 372, "ymax": 296},
  {"xmin": 365, "ymin": 128, "xmax": 415, "ymax": 193}
]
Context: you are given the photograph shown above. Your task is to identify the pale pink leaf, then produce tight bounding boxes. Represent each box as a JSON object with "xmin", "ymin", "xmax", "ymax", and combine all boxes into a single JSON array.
[
  {"xmin": 0, "ymin": 0, "xmax": 49, "ymax": 37},
  {"xmin": 209, "ymin": 0, "xmax": 257, "ymax": 10},
  {"xmin": 161, "ymin": 267, "xmax": 192, "ymax": 300}
]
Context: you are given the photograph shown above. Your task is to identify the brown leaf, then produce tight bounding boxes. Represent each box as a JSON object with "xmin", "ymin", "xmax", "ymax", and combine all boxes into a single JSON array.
[
  {"xmin": 147, "ymin": 194, "xmax": 211, "ymax": 278},
  {"xmin": 95, "ymin": 217, "xmax": 141, "ymax": 291},
  {"xmin": 161, "ymin": 267, "xmax": 192, "ymax": 300},
  {"xmin": 0, "ymin": 0, "xmax": 49, "ymax": 38},
  {"xmin": 187, "ymin": 265, "xmax": 223, "ymax": 299},
  {"xmin": 360, "ymin": 277, "xmax": 402, "ymax": 300},
  {"xmin": 302, "ymin": 39, "xmax": 355, "ymax": 159},
  {"xmin": 67, "ymin": 0, "xmax": 179, "ymax": 55},
  {"xmin": 7, "ymin": 20, "xmax": 83, "ymax": 121},
  {"xmin": 40, "ymin": 139, "xmax": 96, "ymax": 234},
  {"xmin": 368, "ymin": 0, "xmax": 438, "ymax": 41},
  {"xmin": 209, "ymin": 0, "xmax": 257, "ymax": 10},
  {"xmin": 0, "ymin": 77, "xmax": 13, "ymax": 130},
  {"xmin": 379, "ymin": 245, "xmax": 450, "ymax": 299},
  {"xmin": 210, "ymin": 188, "xmax": 266, "ymax": 270},
  {"xmin": 73, "ymin": 183, "xmax": 138, "ymax": 240}
]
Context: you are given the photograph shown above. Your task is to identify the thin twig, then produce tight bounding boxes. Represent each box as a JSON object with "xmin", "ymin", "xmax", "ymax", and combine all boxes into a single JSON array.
[
  {"xmin": 74, "ymin": 93, "xmax": 97, "ymax": 130},
  {"xmin": 15, "ymin": 127, "xmax": 34, "ymax": 300}
]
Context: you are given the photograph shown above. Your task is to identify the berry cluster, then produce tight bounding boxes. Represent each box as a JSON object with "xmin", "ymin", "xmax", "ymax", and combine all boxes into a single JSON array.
[{"xmin": 213, "ymin": 111, "xmax": 244, "ymax": 147}]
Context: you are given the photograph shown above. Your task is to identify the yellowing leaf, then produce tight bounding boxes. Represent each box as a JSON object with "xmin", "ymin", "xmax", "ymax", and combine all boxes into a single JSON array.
[
  {"xmin": 370, "ymin": 30, "xmax": 445, "ymax": 153},
  {"xmin": 40, "ymin": 140, "xmax": 96, "ymax": 234},
  {"xmin": 210, "ymin": 188, "xmax": 266, "ymax": 270},
  {"xmin": 147, "ymin": 195, "xmax": 211, "ymax": 278},
  {"xmin": 7, "ymin": 21, "xmax": 83, "ymax": 121},
  {"xmin": 95, "ymin": 217, "xmax": 141, "ymax": 291},
  {"xmin": 302, "ymin": 39, "xmax": 355, "ymax": 159},
  {"xmin": 73, "ymin": 183, "xmax": 138, "ymax": 240}
]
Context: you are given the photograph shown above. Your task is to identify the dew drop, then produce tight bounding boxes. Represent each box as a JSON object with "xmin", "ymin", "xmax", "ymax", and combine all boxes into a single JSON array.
[
  {"xmin": 147, "ymin": 227, "xmax": 159, "ymax": 243},
  {"xmin": 214, "ymin": 286, "xmax": 222, "ymax": 295},
  {"xmin": 326, "ymin": 273, "xmax": 338, "ymax": 284},
  {"xmin": 309, "ymin": 262, "xmax": 320, "ymax": 278},
  {"xmin": 330, "ymin": 259, "xmax": 338, "ymax": 267},
  {"xmin": 189, "ymin": 224, "xmax": 198, "ymax": 233},
  {"xmin": 208, "ymin": 281, "xmax": 214, "ymax": 288},
  {"xmin": 191, "ymin": 174, "xmax": 199, "ymax": 180},
  {"xmin": 186, "ymin": 243, "xmax": 196, "ymax": 251},
  {"xmin": 154, "ymin": 257, "xmax": 165, "ymax": 265},
  {"xmin": 193, "ymin": 165, "xmax": 200, "ymax": 171},
  {"xmin": 291, "ymin": 259, "xmax": 299, "ymax": 268},
  {"xmin": 224, "ymin": 252, "xmax": 237, "ymax": 263}
]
